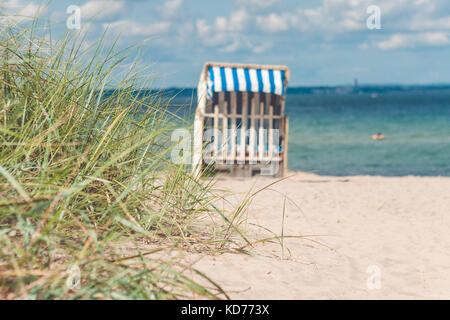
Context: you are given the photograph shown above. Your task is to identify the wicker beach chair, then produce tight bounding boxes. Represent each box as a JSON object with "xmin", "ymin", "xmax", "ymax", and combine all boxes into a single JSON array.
[{"xmin": 193, "ymin": 62, "xmax": 290, "ymax": 177}]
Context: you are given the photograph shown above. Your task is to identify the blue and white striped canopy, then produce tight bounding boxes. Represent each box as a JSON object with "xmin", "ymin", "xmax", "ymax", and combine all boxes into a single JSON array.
[{"xmin": 206, "ymin": 66, "xmax": 286, "ymax": 99}]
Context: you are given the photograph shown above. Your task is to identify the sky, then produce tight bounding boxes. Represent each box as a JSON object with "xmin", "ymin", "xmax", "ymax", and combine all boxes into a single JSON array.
[{"xmin": 1, "ymin": 0, "xmax": 450, "ymax": 87}]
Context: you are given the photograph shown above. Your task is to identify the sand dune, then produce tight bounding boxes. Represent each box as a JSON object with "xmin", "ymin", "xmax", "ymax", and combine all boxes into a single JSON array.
[{"xmin": 190, "ymin": 173, "xmax": 450, "ymax": 299}]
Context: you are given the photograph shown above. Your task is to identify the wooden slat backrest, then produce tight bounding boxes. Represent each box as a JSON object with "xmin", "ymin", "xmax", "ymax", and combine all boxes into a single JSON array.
[
  {"xmin": 268, "ymin": 94, "xmax": 274, "ymax": 157},
  {"xmin": 249, "ymin": 93, "xmax": 256, "ymax": 164},
  {"xmin": 239, "ymin": 92, "xmax": 248, "ymax": 164},
  {"xmin": 258, "ymin": 93, "xmax": 264, "ymax": 162},
  {"xmin": 203, "ymin": 91, "xmax": 285, "ymax": 168},
  {"xmin": 213, "ymin": 102, "xmax": 219, "ymax": 160},
  {"xmin": 230, "ymin": 92, "xmax": 237, "ymax": 163},
  {"xmin": 218, "ymin": 92, "xmax": 227, "ymax": 163}
]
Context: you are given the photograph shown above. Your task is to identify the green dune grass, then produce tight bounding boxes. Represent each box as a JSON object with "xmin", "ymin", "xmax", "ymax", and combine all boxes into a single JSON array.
[{"xmin": 0, "ymin": 19, "xmax": 251, "ymax": 299}]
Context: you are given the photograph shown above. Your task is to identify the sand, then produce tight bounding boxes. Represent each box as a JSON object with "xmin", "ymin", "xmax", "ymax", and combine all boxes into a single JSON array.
[{"xmin": 189, "ymin": 173, "xmax": 450, "ymax": 299}]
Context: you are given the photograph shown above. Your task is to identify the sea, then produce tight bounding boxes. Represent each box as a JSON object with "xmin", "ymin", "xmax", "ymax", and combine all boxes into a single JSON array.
[{"xmin": 164, "ymin": 85, "xmax": 450, "ymax": 176}]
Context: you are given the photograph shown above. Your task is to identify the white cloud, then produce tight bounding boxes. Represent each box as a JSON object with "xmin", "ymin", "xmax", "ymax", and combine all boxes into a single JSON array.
[
  {"xmin": 80, "ymin": 1, "xmax": 125, "ymax": 20},
  {"xmin": 251, "ymin": 0, "xmax": 371, "ymax": 34},
  {"xmin": 408, "ymin": 15, "xmax": 450, "ymax": 31},
  {"xmin": 256, "ymin": 13, "xmax": 289, "ymax": 32},
  {"xmin": 176, "ymin": 21, "xmax": 194, "ymax": 43},
  {"xmin": 158, "ymin": 0, "xmax": 183, "ymax": 19},
  {"xmin": 0, "ymin": 0, "xmax": 43, "ymax": 27},
  {"xmin": 219, "ymin": 34, "xmax": 271, "ymax": 54},
  {"xmin": 252, "ymin": 42, "xmax": 273, "ymax": 54},
  {"xmin": 249, "ymin": 0, "xmax": 450, "ymax": 53},
  {"xmin": 228, "ymin": 9, "xmax": 250, "ymax": 32},
  {"xmin": 249, "ymin": 0, "xmax": 448, "ymax": 35},
  {"xmin": 373, "ymin": 32, "xmax": 450, "ymax": 50},
  {"xmin": 221, "ymin": 37, "xmax": 244, "ymax": 53},
  {"xmin": 291, "ymin": 1, "xmax": 368, "ymax": 32},
  {"xmin": 164, "ymin": 0, "xmax": 183, "ymax": 11},
  {"xmin": 18, "ymin": 2, "xmax": 40, "ymax": 18},
  {"xmin": 234, "ymin": 0, "xmax": 280, "ymax": 10},
  {"xmin": 196, "ymin": 19, "xmax": 211, "ymax": 38},
  {"xmin": 195, "ymin": 9, "xmax": 250, "ymax": 49},
  {"xmin": 195, "ymin": 8, "xmax": 272, "ymax": 54},
  {"xmin": 105, "ymin": 20, "xmax": 171, "ymax": 36},
  {"xmin": 97, "ymin": 0, "xmax": 188, "ymax": 42},
  {"xmin": 209, "ymin": 9, "xmax": 250, "ymax": 33}
]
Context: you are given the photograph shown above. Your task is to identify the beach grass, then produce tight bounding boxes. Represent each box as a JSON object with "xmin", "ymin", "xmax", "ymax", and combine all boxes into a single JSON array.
[{"xmin": 0, "ymin": 19, "xmax": 249, "ymax": 299}]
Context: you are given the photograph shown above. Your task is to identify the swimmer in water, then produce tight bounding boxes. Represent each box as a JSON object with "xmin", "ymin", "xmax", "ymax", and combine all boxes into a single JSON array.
[{"xmin": 372, "ymin": 133, "xmax": 385, "ymax": 140}]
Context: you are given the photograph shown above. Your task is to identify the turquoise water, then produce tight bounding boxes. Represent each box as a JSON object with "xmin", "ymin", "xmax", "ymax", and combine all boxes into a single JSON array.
[
  {"xmin": 167, "ymin": 89, "xmax": 450, "ymax": 176},
  {"xmin": 286, "ymin": 92, "xmax": 450, "ymax": 176}
]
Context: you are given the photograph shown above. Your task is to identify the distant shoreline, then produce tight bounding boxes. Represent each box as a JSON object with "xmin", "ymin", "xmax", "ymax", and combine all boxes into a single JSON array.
[{"xmin": 138, "ymin": 84, "xmax": 450, "ymax": 97}]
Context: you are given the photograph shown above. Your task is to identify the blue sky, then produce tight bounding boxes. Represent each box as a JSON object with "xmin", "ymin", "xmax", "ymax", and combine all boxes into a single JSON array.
[{"xmin": 2, "ymin": 0, "xmax": 450, "ymax": 87}]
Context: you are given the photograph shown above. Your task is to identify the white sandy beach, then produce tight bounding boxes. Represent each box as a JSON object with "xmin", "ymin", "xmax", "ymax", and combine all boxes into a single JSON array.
[{"xmin": 189, "ymin": 173, "xmax": 450, "ymax": 299}]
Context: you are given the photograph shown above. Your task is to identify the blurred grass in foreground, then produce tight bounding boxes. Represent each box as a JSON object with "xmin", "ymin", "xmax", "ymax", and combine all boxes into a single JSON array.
[{"xmin": 0, "ymin": 17, "xmax": 248, "ymax": 299}]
